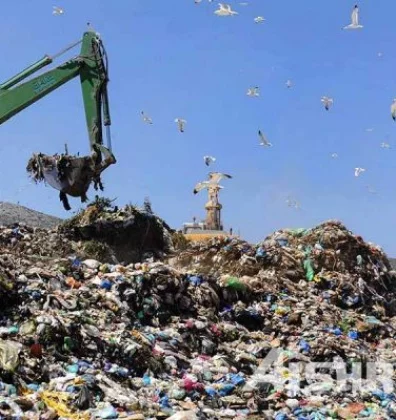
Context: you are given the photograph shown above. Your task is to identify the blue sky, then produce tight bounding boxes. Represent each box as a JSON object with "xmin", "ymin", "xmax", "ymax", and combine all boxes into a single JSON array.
[{"xmin": 1, "ymin": 1, "xmax": 396, "ymax": 253}]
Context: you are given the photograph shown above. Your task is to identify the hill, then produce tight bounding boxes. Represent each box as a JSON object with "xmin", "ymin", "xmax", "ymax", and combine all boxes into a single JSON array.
[{"xmin": 0, "ymin": 201, "xmax": 62, "ymax": 228}]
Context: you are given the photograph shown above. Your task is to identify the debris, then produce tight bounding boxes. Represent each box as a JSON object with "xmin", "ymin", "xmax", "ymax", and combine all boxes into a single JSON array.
[
  {"xmin": 26, "ymin": 153, "xmax": 97, "ymax": 210},
  {"xmin": 0, "ymin": 218, "xmax": 393, "ymax": 418}
]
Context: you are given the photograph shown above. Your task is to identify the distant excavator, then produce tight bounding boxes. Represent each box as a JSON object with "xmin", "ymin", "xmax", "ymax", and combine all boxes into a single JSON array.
[{"xmin": 0, "ymin": 25, "xmax": 116, "ymax": 210}]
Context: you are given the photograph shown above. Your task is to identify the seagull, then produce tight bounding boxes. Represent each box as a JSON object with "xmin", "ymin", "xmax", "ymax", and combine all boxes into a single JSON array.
[
  {"xmin": 52, "ymin": 6, "xmax": 64, "ymax": 15},
  {"xmin": 247, "ymin": 87, "xmax": 260, "ymax": 97},
  {"xmin": 208, "ymin": 172, "xmax": 232, "ymax": 183},
  {"xmin": 391, "ymin": 99, "xmax": 396, "ymax": 121},
  {"xmin": 254, "ymin": 16, "xmax": 265, "ymax": 24},
  {"xmin": 193, "ymin": 172, "xmax": 232, "ymax": 194},
  {"xmin": 194, "ymin": 181, "xmax": 224, "ymax": 194},
  {"xmin": 141, "ymin": 111, "xmax": 153, "ymax": 125},
  {"xmin": 354, "ymin": 167, "xmax": 366, "ymax": 177},
  {"xmin": 214, "ymin": 3, "xmax": 238, "ymax": 16},
  {"xmin": 381, "ymin": 142, "xmax": 391, "ymax": 149},
  {"xmin": 175, "ymin": 118, "xmax": 187, "ymax": 133},
  {"xmin": 258, "ymin": 130, "xmax": 272, "ymax": 147},
  {"xmin": 321, "ymin": 96, "xmax": 334, "ymax": 111},
  {"xmin": 204, "ymin": 155, "xmax": 216, "ymax": 166},
  {"xmin": 366, "ymin": 185, "xmax": 377, "ymax": 194},
  {"xmin": 331, "ymin": 153, "xmax": 339, "ymax": 159},
  {"xmin": 286, "ymin": 80, "xmax": 293, "ymax": 89},
  {"xmin": 343, "ymin": 5, "xmax": 363, "ymax": 30},
  {"xmin": 286, "ymin": 197, "xmax": 300, "ymax": 210}
]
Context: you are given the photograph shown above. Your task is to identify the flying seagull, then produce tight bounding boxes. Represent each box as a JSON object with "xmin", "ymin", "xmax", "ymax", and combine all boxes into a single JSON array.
[
  {"xmin": 331, "ymin": 153, "xmax": 338, "ymax": 159},
  {"xmin": 366, "ymin": 185, "xmax": 377, "ymax": 194},
  {"xmin": 247, "ymin": 87, "xmax": 260, "ymax": 97},
  {"xmin": 214, "ymin": 4, "xmax": 238, "ymax": 16},
  {"xmin": 258, "ymin": 130, "xmax": 272, "ymax": 147},
  {"xmin": 194, "ymin": 181, "xmax": 223, "ymax": 194},
  {"xmin": 343, "ymin": 5, "xmax": 363, "ymax": 30},
  {"xmin": 254, "ymin": 16, "xmax": 265, "ymax": 24},
  {"xmin": 53, "ymin": 6, "xmax": 64, "ymax": 15},
  {"xmin": 321, "ymin": 96, "xmax": 334, "ymax": 111},
  {"xmin": 381, "ymin": 142, "xmax": 391, "ymax": 149},
  {"xmin": 193, "ymin": 172, "xmax": 232, "ymax": 194},
  {"xmin": 175, "ymin": 118, "xmax": 187, "ymax": 133},
  {"xmin": 391, "ymin": 99, "xmax": 396, "ymax": 121},
  {"xmin": 208, "ymin": 172, "xmax": 232, "ymax": 183},
  {"xmin": 355, "ymin": 167, "xmax": 366, "ymax": 177},
  {"xmin": 286, "ymin": 80, "xmax": 293, "ymax": 89},
  {"xmin": 286, "ymin": 197, "xmax": 300, "ymax": 210},
  {"xmin": 141, "ymin": 111, "xmax": 153, "ymax": 125},
  {"xmin": 204, "ymin": 155, "xmax": 216, "ymax": 166}
]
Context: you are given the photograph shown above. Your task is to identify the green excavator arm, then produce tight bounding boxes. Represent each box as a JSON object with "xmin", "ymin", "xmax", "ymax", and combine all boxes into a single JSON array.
[{"xmin": 0, "ymin": 28, "xmax": 116, "ymax": 209}]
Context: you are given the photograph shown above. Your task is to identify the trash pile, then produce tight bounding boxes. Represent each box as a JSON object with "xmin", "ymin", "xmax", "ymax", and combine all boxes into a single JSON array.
[
  {"xmin": 171, "ymin": 220, "xmax": 396, "ymax": 315},
  {"xmin": 60, "ymin": 199, "xmax": 174, "ymax": 263},
  {"xmin": 0, "ymin": 219, "xmax": 395, "ymax": 418}
]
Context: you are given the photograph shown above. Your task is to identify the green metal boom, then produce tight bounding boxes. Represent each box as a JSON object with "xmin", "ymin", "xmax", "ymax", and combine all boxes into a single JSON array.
[{"xmin": 0, "ymin": 29, "xmax": 115, "ymax": 167}]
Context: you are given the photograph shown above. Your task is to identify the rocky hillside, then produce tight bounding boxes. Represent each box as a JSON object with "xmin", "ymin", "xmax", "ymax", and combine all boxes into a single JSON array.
[{"xmin": 0, "ymin": 201, "xmax": 61, "ymax": 228}]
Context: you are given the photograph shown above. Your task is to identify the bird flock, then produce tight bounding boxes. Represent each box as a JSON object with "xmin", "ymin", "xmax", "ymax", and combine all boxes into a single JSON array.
[{"xmin": 52, "ymin": 3, "xmax": 394, "ymax": 210}]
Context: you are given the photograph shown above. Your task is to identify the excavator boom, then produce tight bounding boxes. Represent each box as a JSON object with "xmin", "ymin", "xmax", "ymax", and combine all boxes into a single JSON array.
[{"xmin": 0, "ymin": 28, "xmax": 116, "ymax": 209}]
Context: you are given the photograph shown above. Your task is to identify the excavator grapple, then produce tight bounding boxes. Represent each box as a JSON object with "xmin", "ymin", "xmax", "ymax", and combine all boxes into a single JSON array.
[{"xmin": 0, "ymin": 26, "xmax": 116, "ymax": 210}]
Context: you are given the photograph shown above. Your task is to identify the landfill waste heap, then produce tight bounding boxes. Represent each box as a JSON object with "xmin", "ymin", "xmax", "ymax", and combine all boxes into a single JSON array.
[{"xmin": 0, "ymin": 214, "xmax": 396, "ymax": 418}]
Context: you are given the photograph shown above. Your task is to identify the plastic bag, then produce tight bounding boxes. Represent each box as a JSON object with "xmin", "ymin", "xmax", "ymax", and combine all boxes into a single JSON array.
[{"xmin": 0, "ymin": 339, "xmax": 21, "ymax": 371}]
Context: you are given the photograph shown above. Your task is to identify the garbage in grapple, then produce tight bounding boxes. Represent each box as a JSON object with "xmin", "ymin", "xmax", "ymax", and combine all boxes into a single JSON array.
[{"xmin": 0, "ymin": 27, "xmax": 116, "ymax": 210}]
